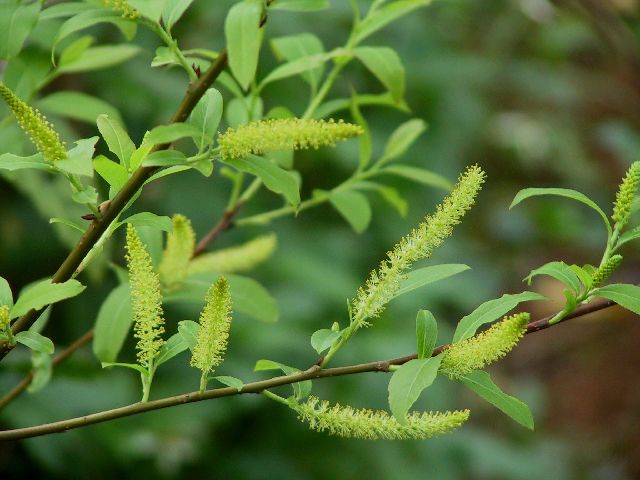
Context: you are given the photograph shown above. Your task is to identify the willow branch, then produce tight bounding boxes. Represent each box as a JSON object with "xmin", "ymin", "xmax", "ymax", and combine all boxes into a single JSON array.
[
  {"xmin": 193, "ymin": 201, "xmax": 244, "ymax": 256},
  {"xmin": 0, "ymin": 296, "xmax": 623, "ymax": 442}
]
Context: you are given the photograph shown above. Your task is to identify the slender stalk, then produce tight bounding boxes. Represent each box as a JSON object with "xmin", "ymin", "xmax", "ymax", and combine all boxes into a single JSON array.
[{"xmin": 0, "ymin": 297, "xmax": 622, "ymax": 441}]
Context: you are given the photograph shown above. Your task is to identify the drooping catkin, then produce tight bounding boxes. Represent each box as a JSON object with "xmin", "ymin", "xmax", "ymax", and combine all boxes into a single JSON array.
[
  {"xmin": 440, "ymin": 313, "xmax": 529, "ymax": 380},
  {"xmin": 612, "ymin": 162, "xmax": 640, "ymax": 228},
  {"xmin": 0, "ymin": 83, "xmax": 66, "ymax": 162},
  {"xmin": 125, "ymin": 225, "xmax": 165, "ymax": 368},
  {"xmin": 188, "ymin": 234, "xmax": 277, "ymax": 275},
  {"xmin": 350, "ymin": 165, "xmax": 486, "ymax": 327},
  {"xmin": 293, "ymin": 396, "xmax": 469, "ymax": 440},
  {"xmin": 218, "ymin": 118, "xmax": 363, "ymax": 160},
  {"xmin": 158, "ymin": 214, "xmax": 196, "ymax": 288},
  {"xmin": 190, "ymin": 277, "xmax": 232, "ymax": 376}
]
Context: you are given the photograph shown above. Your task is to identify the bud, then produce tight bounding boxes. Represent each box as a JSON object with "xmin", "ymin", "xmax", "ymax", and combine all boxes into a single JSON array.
[{"xmin": 612, "ymin": 162, "xmax": 640, "ymax": 228}]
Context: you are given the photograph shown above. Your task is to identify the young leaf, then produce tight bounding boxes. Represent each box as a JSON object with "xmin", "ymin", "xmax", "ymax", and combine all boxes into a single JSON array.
[
  {"xmin": 354, "ymin": 181, "xmax": 408, "ymax": 217},
  {"xmin": 56, "ymin": 137, "xmax": 99, "ymax": 177},
  {"xmin": 101, "ymin": 362, "xmax": 149, "ymax": 376},
  {"xmin": 97, "ymin": 114, "xmax": 135, "ymax": 169},
  {"xmin": 14, "ymin": 331, "xmax": 54, "ymax": 354},
  {"xmin": 391, "ymin": 264, "xmax": 471, "ymax": 300},
  {"xmin": 0, "ymin": 276, "xmax": 13, "ymax": 308},
  {"xmin": 524, "ymin": 261, "xmax": 581, "ymax": 294},
  {"xmin": 178, "ymin": 320, "xmax": 200, "ymax": 351},
  {"xmin": 382, "ymin": 165, "xmax": 451, "ymax": 191},
  {"xmin": 452, "ymin": 291, "xmax": 545, "ymax": 343},
  {"xmin": 162, "ymin": 0, "xmax": 194, "ymax": 30},
  {"xmin": 329, "ymin": 190, "xmax": 372, "ymax": 234},
  {"xmin": 459, "ymin": 370, "xmax": 534, "ymax": 430},
  {"xmin": 255, "ymin": 359, "xmax": 311, "ymax": 400},
  {"xmin": 211, "ymin": 375, "xmax": 244, "ymax": 391},
  {"xmin": 510, "ymin": 188, "xmax": 612, "ymax": 237},
  {"xmin": 270, "ymin": 0, "xmax": 329, "ymax": 11},
  {"xmin": 225, "ymin": 0, "xmax": 263, "ymax": 90},
  {"xmin": 92, "ymin": 284, "xmax": 133, "ymax": 363},
  {"xmin": 57, "ymin": 45, "xmax": 141, "ymax": 74},
  {"xmin": 310, "ymin": 329, "xmax": 342, "ymax": 355},
  {"xmin": 388, "ymin": 356, "xmax": 443, "ymax": 424},
  {"xmin": 155, "ymin": 332, "xmax": 189, "ymax": 366},
  {"xmin": 189, "ymin": 88, "xmax": 223, "ymax": 151},
  {"xmin": 225, "ymin": 155, "xmax": 300, "ymax": 207},
  {"xmin": 354, "ymin": 0, "xmax": 432, "ymax": 43},
  {"xmin": 144, "ymin": 123, "xmax": 203, "ymax": 146},
  {"xmin": 354, "ymin": 46, "xmax": 405, "ymax": 102},
  {"xmin": 10, "ymin": 279, "xmax": 86, "ymax": 319},
  {"xmin": 0, "ymin": 3, "xmax": 40, "ymax": 59},
  {"xmin": 93, "ymin": 155, "xmax": 129, "ymax": 193},
  {"xmin": 28, "ymin": 350, "xmax": 52, "ymax": 393},
  {"xmin": 269, "ymin": 33, "xmax": 325, "ymax": 88},
  {"xmin": 0, "ymin": 153, "xmax": 53, "ymax": 172},
  {"xmin": 128, "ymin": 0, "xmax": 165, "ymax": 21},
  {"xmin": 594, "ymin": 284, "xmax": 640, "ymax": 315},
  {"xmin": 570, "ymin": 264, "xmax": 593, "ymax": 290},
  {"xmin": 416, "ymin": 310, "xmax": 437, "ymax": 359},
  {"xmin": 37, "ymin": 91, "xmax": 122, "ymax": 125},
  {"xmin": 123, "ymin": 212, "xmax": 173, "ymax": 232},
  {"xmin": 378, "ymin": 119, "xmax": 427, "ymax": 165},
  {"xmin": 616, "ymin": 226, "xmax": 640, "ymax": 251}
]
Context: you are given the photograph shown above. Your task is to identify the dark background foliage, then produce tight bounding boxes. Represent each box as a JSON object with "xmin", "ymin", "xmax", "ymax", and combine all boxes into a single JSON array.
[{"xmin": 1, "ymin": 0, "xmax": 639, "ymax": 478}]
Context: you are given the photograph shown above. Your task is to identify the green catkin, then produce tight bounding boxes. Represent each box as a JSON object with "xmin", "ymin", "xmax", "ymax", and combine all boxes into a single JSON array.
[
  {"xmin": 0, "ymin": 83, "xmax": 66, "ymax": 162},
  {"xmin": 294, "ymin": 396, "xmax": 470, "ymax": 440},
  {"xmin": 125, "ymin": 225, "xmax": 165, "ymax": 369},
  {"xmin": 190, "ymin": 277, "xmax": 232, "ymax": 377},
  {"xmin": 612, "ymin": 161, "xmax": 640, "ymax": 228},
  {"xmin": 591, "ymin": 254, "xmax": 623, "ymax": 288},
  {"xmin": 158, "ymin": 214, "xmax": 196, "ymax": 288},
  {"xmin": 188, "ymin": 234, "xmax": 277, "ymax": 275},
  {"xmin": 103, "ymin": 0, "xmax": 139, "ymax": 19},
  {"xmin": 0, "ymin": 305, "xmax": 9, "ymax": 333},
  {"xmin": 440, "ymin": 313, "xmax": 529, "ymax": 380},
  {"xmin": 351, "ymin": 165, "xmax": 486, "ymax": 327},
  {"xmin": 218, "ymin": 118, "xmax": 364, "ymax": 160}
]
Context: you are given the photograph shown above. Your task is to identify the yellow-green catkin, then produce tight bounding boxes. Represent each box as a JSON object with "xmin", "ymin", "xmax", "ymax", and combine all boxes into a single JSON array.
[
  {"xmin": 218, "ymin": 118, "xmax": 364, "ymax": 160},
  {"xmin": 612, "ymin": 161, "xmax": 640, "ymax": 228},
  {"xmin": 188, "ymin": 234, "xmax": 277, "ymax": 275},
  {"xmin": 0, "ymin": 305, "xmax": 9, "ymax": 334},
  {"xmin": 103, "ymin": 0, "xmax": 139, "ymax": 19},
  {"xmin": 158, "ymin": 214, "xmax": 196, "ymax": 288},
  {"xmin": 351, "ymin": 165, "xmax": 486, "ymax": 326},
  {"xmin": 190, "ymin": 277, "xmax": 232, "ymax": 377},
  {"xmin": 591, "ymin": 254, "xmax": 623, "ymax": 288},
  {"xmin": 0, "ymin": 83, "xmax": 66, "ymax": 162},
  {"xmin": 126, "ymin": 225, "xmax": 165, "ymax": 369},
  {"xmin": 294, "ymin": 396, "xmax": 470, "ymax": 440},
  {"xmin": 440, "ymin": 313, "xmax": 529, "ymax": 380}
]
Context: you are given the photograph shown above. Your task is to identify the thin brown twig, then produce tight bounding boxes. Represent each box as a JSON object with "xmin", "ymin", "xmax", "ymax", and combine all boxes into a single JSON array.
[{"xmin": 193, "ymin": 202, "xmax": 245, "ymax": 257}]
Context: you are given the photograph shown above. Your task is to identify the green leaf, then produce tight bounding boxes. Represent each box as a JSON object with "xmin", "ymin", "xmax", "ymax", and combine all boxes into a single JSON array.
[
  {"xmin": 226, "ymin": 155, "xmax": 300, "ymax": 207},
  {"xmin": 0, "ymin": 276, "xmax": 13, "ymax": 308},
  {"xmin": 379, "ymin": 119, "xmax": 427, "ymax": 165},
  {"xmin": 93, "ymin": 155, "xmax": 129, "ymax": 193},
  {"xmin": 459, "ymin": 370, "xmax": 534, "ymax": 430},
  {"xmin": 594, "ymin": 284, "xmax": 640, "ymax": 315},
  {"xmin": 355, "ymin": 181, "xmax": 408, "ymax": 217},
  {"xmin": 40, "ymin": 3, "xmax": 92, "ymax": 21},
  {"xmin": 128, "ymin": 0, "xmax": 166, "ymax": 21},
  {"xmin": 0, "ymin": 3, "xmax": 40, "ymax": 59},
  {"xmin": 453, "ymin": 291, "xmax": 546, "ymax": 343},
  {"xmin": 102, "ymin": 362, "xmax": 149, "ymax": 377},
  {"xmin": 211, "ymin": 375, "xmax": 244, "ymax": 391},
  {"xmin": 128, "ymin": 143, "xmax": 154, "ymax": 174},
  {"xmin": 269, "ymin": 33, "xmax": 325, "ymax": 88},
  {"xmin": 225, "ymin": 0, "xmax": 263, "ymax": 90},
  {"xmin": 392, "ymin": 264, "xmax": 471, "ymax": 300},
  {"xmin": 28, "ymin": 350, "xmax": 52, "ymax": 393},
  {"xmin": 329, "ymin": 190, "xmax": 372, "ymax": 234},
  {"xmin": 143, "ymin": 150, "xmax": 188, "ymax": 167},
  {"xmin": 510, "ymin": 188, "xmax": 612, "ymax": 238},
  {"xmin": 156, "ymin": 332, "xmax": 189, "ymax": 366},
  {"xmin": 38, "ymin": 91, "xmax": 122, "ymax": 125},
  {"xmin": 10, "ymin": 279, "xmax": 86, "ymax": 319},
  {"xmin": 354, "ymin": 46, "xmax": 405, "ymax": 102},
  {"xmin": 416, "ymin": 310, "xmax": 437, "ymax": 359},
  {"xmin": 56, "ymin": 137, "xmax": 99, "ymax": 177},
  {"xmin": 254, "ymin": 359, "xmax": 311, "ymax": 400},
  {"xmin": 310, "ymin": 329, "xmax": 342, "ymax": 355},
  {"xmin": 57, "ymin": 45, "xmax": 141, "ymax": 74},
  {"xmin": 260, "ymin": 52, "xmax": 332, "ymax": 90},
  {"xmin": 570, "ymin": 264, "xmax": 593, "ymax": 290},
  {"xmin": 382, "ymin": 165, "xmax": 451, "ymax": 191},
  {"xmin": 388, "ymin": 356, "xmax": 442, "ymax": 424},
  {"xmin": 350, "ymin": 93, "xmax": 372, "ymax": 170},
  {"xmin": 15, "ymin": 331, "xmax": 54, "ymax": 354},
  {"xmin": 616, "ymin": 226, "xmax": 640, "ymax": 251},
  {"xmin": 524, "ymin": 261, "xmax": 581, "ymax": 294},
  {"xmin": 123, "ymin": 212, "xmax": 173, "ymax": 232},
  {"xmin": 0, "ymin": 153, "xmax": 54, "ymax": 172},
  {"xmin": 92, "ymin": 284, "xmax": 133, "ymax": 363},
  {"xmin": 49, "ymin": 217, "xmax": 85, "ymax": 234},
  {"xmin": 355, "ymin": 0, "xmax": 433, "ymax": 43},
  {"xmin": 313, "ymin": 92, "xmax": 409, "ymax": 118},
  {"xmin": 97, "ymin": 114, "xmax": 135, "ymax": 169},
  {"xmin": 162, "ymin": 0, "xmax": 194, "ymax": 30},
  {"xmin": 144, "ymin": 123, "xmax": 203, "ymax": 146},
  {"xmin": 178, "ymin": 320, "xmax": 200, "ymax": 352},
  {"xmin": 270, "ymin": 0, "xmax": 329, "ymax": 11},
  {"xmin": 188, "ymin": 88, "xmax": 223, "ymax": 151},
  {"xmin": 58, "ymin": 35, "xmax": 94, "ymax": 67},
  {"xmin": 71, "ymin": 185, "xmax": 98, "ymax": 205}
]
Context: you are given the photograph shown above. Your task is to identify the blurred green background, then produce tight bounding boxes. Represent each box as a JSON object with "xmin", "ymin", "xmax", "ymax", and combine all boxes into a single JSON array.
[{"xmin": 1, "ymin": 0, "xmax": 640, "ymax": 478}]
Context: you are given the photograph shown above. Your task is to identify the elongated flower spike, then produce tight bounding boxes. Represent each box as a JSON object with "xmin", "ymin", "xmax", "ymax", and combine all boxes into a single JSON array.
[
  {"xmin": 191, "ymin": 277, "xmax": 232, "ymax": 392},
  {"xmin": 293, "ymin": 396, "xmax": 470, "ymax": 440},
  {"xmin": 351, "ymin": 165, "xmax": 486, "ymax": 327},
  {"xmin": 612, "ymin": 161, "xmax": 640, "ymax": 228},
  {"xmin": 188, "ymin": 234, "xmax": 277, "ymax": 275},
  {"xmin": 159, "ymin": 214, "xmax": 196, "ymax": 289},
  {"xmin": 0, "ymin": 305, "xmax": 9, "ymax": 335},
  {"xmin": 440, "ymin": 313, "xmax": 529, "ymax": 380},
  {"xmin": 125, "ymin": 225, "xmax": 165, "ymax": 370},
  {"xmin": 0, "ymin": 83, "xmax": 66, "ymax": 162},
  {"xmin": 591, "ymin": 254, "xmax": 623, "ymax": 288},
  {"xmin": 103, "ymin": 0, "xmax": 139, "ymax": 19},
  {"xmin": 218, "ymin": 118, "xmax": 364, "ymax": 161}
]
